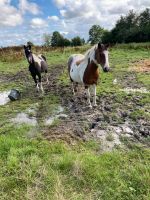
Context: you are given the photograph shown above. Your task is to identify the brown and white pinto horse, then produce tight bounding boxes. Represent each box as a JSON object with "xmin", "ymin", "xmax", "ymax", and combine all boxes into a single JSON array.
[
  {"xmin": 68, "ymin": 43, "xmax": 110, "ymax": 108},
  {"xmin": 24, "ymin": 44, "xmax": 49, "ymax": 92}
]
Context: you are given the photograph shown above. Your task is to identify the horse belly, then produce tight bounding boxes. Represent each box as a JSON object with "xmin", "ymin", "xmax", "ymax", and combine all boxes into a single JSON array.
[{"xmin": 70, "ymin": 64, "xmax": 82, "ymax": 83}]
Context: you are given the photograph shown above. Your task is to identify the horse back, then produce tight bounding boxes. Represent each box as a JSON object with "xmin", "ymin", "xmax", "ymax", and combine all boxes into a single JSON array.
[{"xmin": 32, "ymin": 54, "xmax": 48, "ymax": 73}]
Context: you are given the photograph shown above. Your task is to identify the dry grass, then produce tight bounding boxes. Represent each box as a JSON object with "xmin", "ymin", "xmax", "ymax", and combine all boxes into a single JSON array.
[{"xmin": 129, "ymin": 59, "xmax": 150, "ymax": 72}]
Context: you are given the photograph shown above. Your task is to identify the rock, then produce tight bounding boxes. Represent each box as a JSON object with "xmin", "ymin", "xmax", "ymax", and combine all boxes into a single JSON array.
[{"xmin": 122, "ymin": 125, "xmax": 133, "ymax": 134}]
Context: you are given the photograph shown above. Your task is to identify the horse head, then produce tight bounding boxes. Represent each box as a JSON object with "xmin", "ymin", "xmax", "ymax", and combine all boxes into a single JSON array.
[
  {"xmin": 24, "ymin": 44, "xmax": 33, "ymax": 64},
  {"xmin": 95, "ymin": 43, "xmax": 110, "ymax": 72}
]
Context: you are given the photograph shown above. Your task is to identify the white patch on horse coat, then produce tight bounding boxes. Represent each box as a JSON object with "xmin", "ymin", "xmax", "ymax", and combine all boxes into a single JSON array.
[
  {"xmin": 69, "ymin": 46, "xmax": 97, "ymax": 83},
  {"xmin": 103, "ymin": 50, "xmax": 109, "ymax": 68},
  {"xmin": 32, "ymin": 54, "xmax": 45, "ymax": 65}
]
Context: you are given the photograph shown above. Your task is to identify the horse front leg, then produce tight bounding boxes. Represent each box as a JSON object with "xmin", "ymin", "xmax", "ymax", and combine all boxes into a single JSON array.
[
  {"xmin": 92, "ymin": 84, "xmax": 97, "ymax": 107},
  {"xmin": 85, "ymin": 86, "xmax": 92, "ymax": 108},
  {"xmin": 31, "ymin": 73, "xmax": 39, "ymax": 92}
]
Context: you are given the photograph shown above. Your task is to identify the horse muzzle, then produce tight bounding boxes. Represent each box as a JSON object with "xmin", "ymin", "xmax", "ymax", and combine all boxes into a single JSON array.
[{"xmin": 103, "ymin": 67, "xmax": 109, "ymax": 72}]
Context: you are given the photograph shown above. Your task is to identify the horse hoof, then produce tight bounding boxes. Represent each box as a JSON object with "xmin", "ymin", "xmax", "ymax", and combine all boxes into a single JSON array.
[
  {"xmin": 93, "ymin": 104, "xmax": 97, "ymax": 108},
  {"xmin": 36, "ymin": 88, "xmax": 39, "ymax": 92},
  {"xmin": 88, "ymin": 105, "xmax": 92, "ymax": 109}
]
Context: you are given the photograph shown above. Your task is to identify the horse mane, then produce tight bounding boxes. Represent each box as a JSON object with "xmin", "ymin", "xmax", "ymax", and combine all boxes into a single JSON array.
[{"xmin": 83, "ymin": 44, "xmax": 97, "ymax": 62}]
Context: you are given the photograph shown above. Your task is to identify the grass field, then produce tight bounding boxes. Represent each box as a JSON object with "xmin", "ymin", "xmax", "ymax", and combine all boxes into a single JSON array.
[{"xmin": 0, "ymin": 44, "xmax": 150, "ymax": 200}]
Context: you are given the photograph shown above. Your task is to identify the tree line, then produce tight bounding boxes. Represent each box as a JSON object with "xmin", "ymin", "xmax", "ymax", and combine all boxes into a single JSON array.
[
  {"xmin": 43, "ymin": 32, "xmax": 85, "ymax": 47},
  {"xmin": 94, "ymin": 8, "xmax": 150, "ymax": 44},
  {"xmin": 42, "ymin": 8, "xmax": 150, "ymax": 47}
]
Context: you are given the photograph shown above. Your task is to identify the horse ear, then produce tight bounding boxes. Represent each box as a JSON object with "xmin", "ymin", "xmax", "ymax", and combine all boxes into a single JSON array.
[{"xmin": 98, "ymin": 43, "xmax": 104, "ymax": 49}]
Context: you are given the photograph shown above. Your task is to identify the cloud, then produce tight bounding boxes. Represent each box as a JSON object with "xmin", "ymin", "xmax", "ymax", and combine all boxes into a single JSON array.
[
  {"xmin": 53, "ymin": 0, "xmax": 66, "ymax": 8},
  {"xmin": 19, "ymin": 0, "xmax": 40, "ymax": 15},
  {"xmin": 1, "ymin": 0, "xmax": 150, "ymax": 47},
  {"xmin": 60, "ymin": 31, "xmax": 69, "ymax": 35},
  {"xmin": 30, "ymin": 18, "xmax": 48, "ymax": 28},
  {"xmin": 0, "ymin": 0, "xmax": 40, "ymax": 27},
  {"xmin": 0, "ymin": 0, "xmax": 23, "ymax": 26},
  {"xmin": 48, "ymin": 15, "xmax": 59, "ymax": 21}
]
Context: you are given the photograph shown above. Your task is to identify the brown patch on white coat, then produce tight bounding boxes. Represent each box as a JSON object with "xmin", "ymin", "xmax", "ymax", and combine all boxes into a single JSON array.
[{"xmin": 68, "ymin": 43, "xmax": 110, "ymax": 108}]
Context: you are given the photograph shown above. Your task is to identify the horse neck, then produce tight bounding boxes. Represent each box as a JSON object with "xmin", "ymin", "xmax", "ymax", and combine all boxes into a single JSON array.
[
  {"xmin": 27, "ymin": 52, "xmax": 34, "ymax": 65},
  {"xmin": 84, "ymin": 45, "xmax": 97, "ymax": 66}
]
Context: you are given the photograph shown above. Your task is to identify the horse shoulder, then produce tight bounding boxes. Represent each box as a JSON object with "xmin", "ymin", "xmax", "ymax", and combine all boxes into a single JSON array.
[{"xmin": 83, "ymin": 62, "xmax": 99, "ymax": 85}]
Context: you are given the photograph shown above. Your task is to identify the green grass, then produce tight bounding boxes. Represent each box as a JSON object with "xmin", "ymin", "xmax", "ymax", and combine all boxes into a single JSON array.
[
  {"xmin": 0, "ymin": 125, "xmax": 149, "ymax": 200},
  {"xmin": 0, "ymin": 44, "xmax": 150, "ymax": 199}
]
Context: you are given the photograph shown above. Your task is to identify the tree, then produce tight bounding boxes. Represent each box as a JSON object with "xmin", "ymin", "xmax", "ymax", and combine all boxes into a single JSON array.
[
  {"xmin": 88, "ymin": 25, "xmax": 106, "ymax": 44},
  {"xmin": 27, "ymin": 41, "xmax": 34, "ymax": 46},
  {"xmin": 71, "ymin": 36, "xmax": 84, "ymax": 46},
  {"xmin": 43, "ymin": 33, "xmax": 51, "ymax": 46},
  {"xmin": 63, "ymin": 38, "xmax": 71, "ymax": 46},
  {"xmin": 138, "ymin": 8, "xmax": 150, "ymax": 41},
  {"xmin": 51, "ymin": 31, "xmax": 64, "ymax": 47}
]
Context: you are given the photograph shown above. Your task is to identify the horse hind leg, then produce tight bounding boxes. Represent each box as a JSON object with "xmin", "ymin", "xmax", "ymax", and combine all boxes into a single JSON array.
[
  {"xmin": 45, "ymin": 70, "xmax": 49, "ymax": 84},
  {"xmin": 38, "ymin": 73, "xmax": 44, "ymax": 93}
]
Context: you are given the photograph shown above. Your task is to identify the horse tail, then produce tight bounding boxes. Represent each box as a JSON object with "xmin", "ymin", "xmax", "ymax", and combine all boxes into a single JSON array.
[
  {"xmin": 68, "ymin": 56, "xmax": 73, "ymax": 72},
  {"xmin": 68, "ymin": 56, "xmax": 74, "ymax": 82}
]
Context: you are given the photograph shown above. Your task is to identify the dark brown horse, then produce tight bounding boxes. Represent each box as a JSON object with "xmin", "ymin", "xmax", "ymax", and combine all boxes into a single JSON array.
[
  {"xmin": 24, "ymin": 45, "xmax": 49, "ymax": 92},
  {"xmin": 68, "ymin": 43, "xmax": 110, "ymax": 108}
]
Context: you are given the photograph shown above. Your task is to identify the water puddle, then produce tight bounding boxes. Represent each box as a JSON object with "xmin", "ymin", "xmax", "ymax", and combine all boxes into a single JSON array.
[
  {"xmin": 11, "ymin": 113, "xmax": 37, "ymax": 126},
  {"xmin": 120, "ymin": 87, "xmax": 149, "ymax": 94},
  {"xmin": 0, "ymin": 91, "xmax": 10, "ymax": 105},
  {"xmin": 45, "ymin": 105, "xmax": 67, "ymax": 126},
  {"xmin": 11, "ymin": 104, "xmax": 38, "ymax": 126}
]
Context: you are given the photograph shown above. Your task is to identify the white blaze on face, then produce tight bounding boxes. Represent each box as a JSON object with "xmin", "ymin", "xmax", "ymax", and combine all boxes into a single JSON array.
[{"xmin": 103, "ymin": 50, "xmax": 110, "ymax": 68}]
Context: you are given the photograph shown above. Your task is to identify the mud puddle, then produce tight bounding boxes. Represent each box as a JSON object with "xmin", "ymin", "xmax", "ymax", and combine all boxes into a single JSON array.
[
  {"xmin": 120, "ymin": 87, "xmax": 149, "ymax": 94},
  {"xmin": 11, "ymin": 112, "xmax": 37, "ymax": 126},
  {"xmin": 0, "ymin": 91, "xmax": 10, "ymax": 105},
  {"xmin": 45, "ymin": 105, "xmax": 68, "ymax": 126}
]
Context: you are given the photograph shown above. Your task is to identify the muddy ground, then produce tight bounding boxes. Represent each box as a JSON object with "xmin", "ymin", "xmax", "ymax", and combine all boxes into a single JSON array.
[
  {"xmin": 1, "ymin": 61, "xmax": 150, "ymax": 152},
  {"xmin": 42, "ymin": 64, "xmax": 150, "ymax": 151}
]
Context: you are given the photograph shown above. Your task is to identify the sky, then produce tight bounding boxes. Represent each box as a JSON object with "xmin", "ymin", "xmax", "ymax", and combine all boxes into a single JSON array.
[{"xmin": 0, "ymin": 0, "xmax": 150, "ymax": 47}]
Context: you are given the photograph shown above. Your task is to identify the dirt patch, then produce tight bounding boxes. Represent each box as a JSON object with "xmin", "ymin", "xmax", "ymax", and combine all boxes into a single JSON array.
[
  {"xmin": 42, "ymin": 64, "xmax": 150, "ymax": 150},
  {"xmin": 130, "ymin": 59, "xmax": 150, "ymax": 72},
  {"xmin": 0, "ymin": 70, "xmax": 30, "ymax": 84},
  {"xmin": 4, "ymin": 64, "xmax": 150, "ymax": 150}
]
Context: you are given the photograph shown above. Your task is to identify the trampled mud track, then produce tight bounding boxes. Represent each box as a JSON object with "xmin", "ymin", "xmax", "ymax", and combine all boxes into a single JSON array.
[
  {"xmin": 1, "ymin": 63, "xmax": 149, "ymax": 150},
  {"xmin": 42, "ymin": 64, "xmax": 150, "ymax": 149}
]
